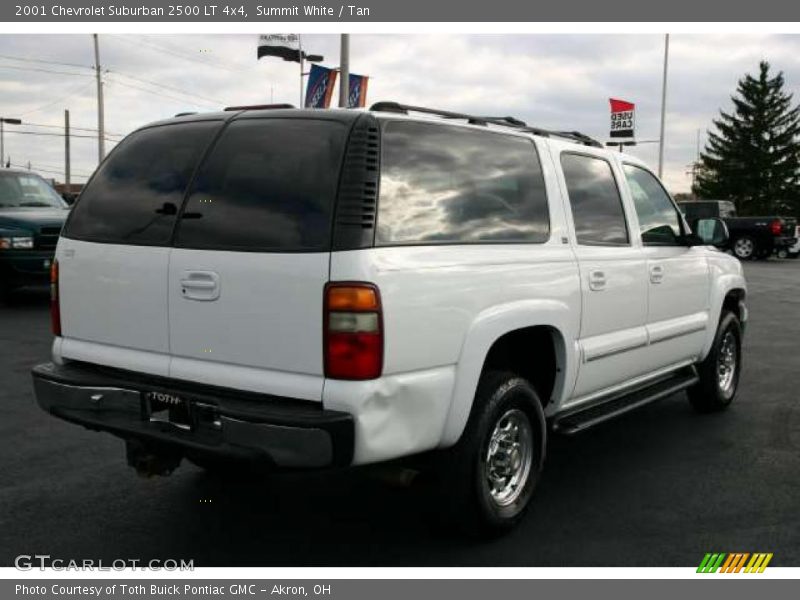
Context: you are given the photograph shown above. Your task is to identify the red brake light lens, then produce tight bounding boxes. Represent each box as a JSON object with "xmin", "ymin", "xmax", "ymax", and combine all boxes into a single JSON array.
[
  {"xmin": 50, "ymin": 259, "xmax": 61, "ymax": 336},
  {"xmin": 770, "ymin": 219, "xmax": 783, "ymax": 236},
  {"xmin": 324, "ymin": 283, "xmax": 383, "ymax": 380}
]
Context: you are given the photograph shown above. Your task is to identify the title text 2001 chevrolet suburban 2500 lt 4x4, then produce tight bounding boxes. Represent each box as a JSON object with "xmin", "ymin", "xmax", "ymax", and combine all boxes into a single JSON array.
[{"xmin": 32, "ymin": 102, "xmax": 746, "ymax": 535}]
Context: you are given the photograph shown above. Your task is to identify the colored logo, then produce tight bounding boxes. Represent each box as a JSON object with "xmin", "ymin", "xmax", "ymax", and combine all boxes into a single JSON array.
[{"xmin": 697, "ymin": 553, "xmax": 773, "ymax": 573}]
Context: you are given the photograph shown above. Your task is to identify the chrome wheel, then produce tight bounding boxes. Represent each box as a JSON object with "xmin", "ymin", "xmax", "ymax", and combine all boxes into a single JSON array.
[
  {"xmin": 717, "ymin": 331, "xmax": 737, "ymax": 394},
  {"xmin": 485, "ymin": 408, "xmax": 533, "ymax": 507},
  {"xmin": 734, "ymin": 238, "xmax": 754, "ymax": 259}
]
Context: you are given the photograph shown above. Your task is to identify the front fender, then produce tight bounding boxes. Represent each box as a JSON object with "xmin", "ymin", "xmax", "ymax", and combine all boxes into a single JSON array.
[
  {"xmin": 438, "ymin": 299, "xmax": 578, "ymax": 447},
  {"xmin": 702, "ymin": 256, "xmax": 747, "ymax": 359}
]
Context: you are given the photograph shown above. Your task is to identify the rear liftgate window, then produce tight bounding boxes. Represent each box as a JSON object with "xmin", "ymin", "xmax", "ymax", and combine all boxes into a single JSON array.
[
  {"xmin": 176, "ymin": 119, "xmax": 347, "ymax": 252},
  {"xmin": 64, "ymin": 121, "xmax": 220, "ymax": 245},
  {"xmin": 375, "ymin": 121, "xmax": 550, "ymax": 245}
]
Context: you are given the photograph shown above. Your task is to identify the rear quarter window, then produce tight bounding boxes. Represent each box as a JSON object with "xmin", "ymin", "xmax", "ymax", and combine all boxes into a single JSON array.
[
  {"xmin": 375, "ymin": 121, "xmax": 550, "ymax": 245},
  {"xmin": 64, "ymin": 121, "xmax": 220, "ymax": 245},
  {"xmin": 561, "ymin": 153, "xmax": 629, "ymax": 246}
]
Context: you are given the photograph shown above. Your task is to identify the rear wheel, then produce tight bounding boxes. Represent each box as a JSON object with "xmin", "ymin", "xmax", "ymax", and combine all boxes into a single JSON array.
[
  {"xmin": 430, "ymin": 370, "xmax": 546, "ymax": 537},
  {"xmin": 777, "ymin": 249, "xmax": 789, "ymax": 259},
  {"xmin": 688, "ymin": 311, "xmax": 742, "ymax": 413},
  {"xmin": 733, "ymin": 236, "xmax": 756, "ymax": 260}
]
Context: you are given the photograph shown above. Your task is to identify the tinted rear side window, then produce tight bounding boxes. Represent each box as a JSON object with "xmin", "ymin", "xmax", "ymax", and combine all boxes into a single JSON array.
[
  {"xmin": 176, "ymin": 119, "xmax": 347, "ymax": 252},
  {"xmin": 561, "ymin": 153, "xmax": 629, "ymax": 246},
  {"xmin": 64, "ymin": 122, "xmax": 219, "ymax": 245},
  {"xmin": 376, "ymin": 121, "xmax": 549, "ymax": 245}
]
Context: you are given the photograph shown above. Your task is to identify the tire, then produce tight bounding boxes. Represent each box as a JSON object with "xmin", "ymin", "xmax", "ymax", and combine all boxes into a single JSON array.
[
  {"xmin": 732, "ymin": 236, "xmax": 756, "ymax": 260},
  {"xmin": 688, "ymin": 311, "xmax": 742, "ymax": 413},
  {"xmin": 777, "ymin": 249, "xmax": 788, "ymax": 259},
  {"xmin": 429, "ymin": 370, "xmax": 546, "ymax": 537}
]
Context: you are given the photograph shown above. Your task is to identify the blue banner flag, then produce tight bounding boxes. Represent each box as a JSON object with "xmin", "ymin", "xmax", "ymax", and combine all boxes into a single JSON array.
[
  {"xmin": 305, "ymin": 64, "xmax": 338, "ymax": 108},
  {"xmin": 347, "ymin": 73, "xmax": 369, "ymax": 108}
]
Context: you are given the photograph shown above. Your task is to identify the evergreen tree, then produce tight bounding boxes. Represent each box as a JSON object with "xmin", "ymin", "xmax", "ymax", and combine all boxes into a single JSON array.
[{"xmin": 693, "ymin": 61, "xmax": 800, "ymax": 215}]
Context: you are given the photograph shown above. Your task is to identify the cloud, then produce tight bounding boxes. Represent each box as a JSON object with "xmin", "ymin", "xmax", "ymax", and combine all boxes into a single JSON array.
[{"xmin": 0, "ymin": 33, "xmax": 799, "ymax": 194}]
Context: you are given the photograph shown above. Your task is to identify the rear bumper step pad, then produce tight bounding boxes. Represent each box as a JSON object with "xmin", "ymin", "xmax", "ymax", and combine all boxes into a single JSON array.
[{"xmin": 31, "ymin": 362, "xmax": 354, "ymax": 469}]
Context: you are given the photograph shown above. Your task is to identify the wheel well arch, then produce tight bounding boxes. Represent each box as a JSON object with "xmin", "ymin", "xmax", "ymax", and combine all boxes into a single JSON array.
[
  {"xmin": 722, "ymin": 288, "xmax": 746, "ymax": 322},
  {"xmin": 480, "ymin": 325, "xmax": 563, "ymax": 407}
]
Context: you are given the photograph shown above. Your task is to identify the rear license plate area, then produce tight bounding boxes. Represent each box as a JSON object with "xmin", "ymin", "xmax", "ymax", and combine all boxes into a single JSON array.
[{"xmin": 144, "ymin": 391, "xmax": 193, "ymax": 431}]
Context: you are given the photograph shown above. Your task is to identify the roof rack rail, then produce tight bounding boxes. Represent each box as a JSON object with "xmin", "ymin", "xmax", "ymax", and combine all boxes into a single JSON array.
[
  {"xmin": 223, "ymin": 103, "xmax": 295, "ymax": 112},
  {"xmin": 369, "ymin": 101, "xmax": 490, "ymax": 125},
  {"xmin": 369, "ymin": 101, "xmax": 602, "ymax": 148}
]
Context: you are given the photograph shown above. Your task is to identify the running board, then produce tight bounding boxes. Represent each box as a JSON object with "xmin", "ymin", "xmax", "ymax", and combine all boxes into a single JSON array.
[{"xmin": 553, "ymin": 367, "xmax": 699, "ymax": 435}]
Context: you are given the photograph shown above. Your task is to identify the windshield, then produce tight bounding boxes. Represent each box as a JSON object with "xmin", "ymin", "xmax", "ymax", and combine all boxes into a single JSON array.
[{"xmin": 0, "ymin": 171, "xmax": 67, "ymax": 209}]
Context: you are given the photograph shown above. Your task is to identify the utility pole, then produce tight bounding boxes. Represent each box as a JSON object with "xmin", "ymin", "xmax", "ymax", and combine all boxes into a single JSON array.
[
  {"xmin": 298, "ymin": 34, "xmax": 305, "ymax": 107},
  {"xmin": 93, "ymin": 33, "xmax": 105, "ymax": 163},
  {"xmin": 64, "ymin": 109, "xmax": 71, "ymax": 190},
  {"xmin": 339, "ymin": 34, "xmax": 350, "ymax": 108},
  {"xmin": 0, "ymin": 117, "xmax": 22, "ymax": 168},
  {"xmin": 658, "ymin": 33, "xmax": 669, "ymax": 179}
]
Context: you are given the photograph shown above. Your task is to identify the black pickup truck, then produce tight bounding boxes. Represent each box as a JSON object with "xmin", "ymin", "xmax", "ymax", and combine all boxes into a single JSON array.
[
  {"xmin": 0, "ymin": 169, "xmax": 69, "ymax": 300},
  {"xmin": 678, "ymin": 200, "xmax": 797, "ymax": 260}
]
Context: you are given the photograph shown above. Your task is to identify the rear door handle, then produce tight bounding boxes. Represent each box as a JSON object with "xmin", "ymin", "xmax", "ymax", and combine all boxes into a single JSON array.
[
  {"xmin": 180, "ymin": 271, "xmax": 220, "ymax": 301},
  {"xmin": 588, "ymin": 270, "xmax": 606, "ymax": 291},
  {"xmin": 650, "ymin": 265, "xmax": 664, "ymax": 284}
]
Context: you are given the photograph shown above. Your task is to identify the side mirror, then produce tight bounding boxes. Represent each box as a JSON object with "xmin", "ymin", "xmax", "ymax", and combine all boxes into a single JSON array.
[{"xmin": 694, "ymin": 217, "xmax": 729, "ymax": 247}]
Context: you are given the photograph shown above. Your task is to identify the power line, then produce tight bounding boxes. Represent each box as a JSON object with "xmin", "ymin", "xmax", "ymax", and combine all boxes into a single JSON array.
[
  {"xmin": 0, "ymin": 52, "xmax": 92, "ymax": 71},
  {"xmin": 110, "ymin": 34, "xmax": 247, "ymax": 73},
  {"xmin": 16, "ymin": 158, "xmax": 79, "ymax": 173},
  {"xmin": 21, "ymin": 121, "xmax": 123, "ymax": 138},
  {"xmin": 3, "ymin": 129, "xmax": 118, "ymax": 142},
  {"xmin": 7, "ymin": 162, "xmax": 93, "ymax": 178},
  {"xmin": 139, "ymin": 34, "xmax": 253, "ymax": 72},
  {"xmin": 107, "ymin": 70, "xmax": 225, "ymax": 106},
  {"xmin": 0, "ymin": 62, "xmax": 94, "ymax": 78},
  {"xmin": 18, "ymin": 81, "xmax": 96, "ymax": 117},
  {"xmin": 106, "ymin": 77, "xmax": 219, "ymax": 109}
]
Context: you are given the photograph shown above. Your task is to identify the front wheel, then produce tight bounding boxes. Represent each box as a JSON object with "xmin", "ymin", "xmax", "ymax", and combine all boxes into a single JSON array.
[
  {"xmin": 777, "ymin": 249, "xmax": 789, "ymax": 259},
  {"xmin": 429, "ymin": 371, "xmax": 546, "ymax": 537},
  {"xmin": 688, "ymin": 311, "xmax": 742, "ymax": 413}
]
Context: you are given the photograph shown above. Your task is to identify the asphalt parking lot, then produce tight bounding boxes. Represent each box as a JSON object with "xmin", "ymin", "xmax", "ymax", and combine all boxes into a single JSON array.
[{"xmin": 1, "ymin": 260, "xmax": 798, "ymax": 567}]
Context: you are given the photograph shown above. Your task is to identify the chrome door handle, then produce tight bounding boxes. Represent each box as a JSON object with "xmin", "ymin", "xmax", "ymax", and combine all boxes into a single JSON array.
[
  {"xmin": 650, "ymin": 265, "xmax": 664, "ymax": 284},
  {"xmin": 180, "ymin": 271, "xmax": 220, "ymax": 301},
  {"xmin": 588, "ymin": 270, "xmax": 606, "ymax": 291}
]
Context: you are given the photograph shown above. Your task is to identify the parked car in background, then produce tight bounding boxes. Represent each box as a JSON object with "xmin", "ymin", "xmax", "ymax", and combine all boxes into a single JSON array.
[
  {"xmin": 678, "ymin": 200, "xmax": 797, "ymax": 260},
  {"xmin": 776, "ymin": 225, "xmax": 800, "ymax": 259},
  {"xmin": 33, "ymin": 103, "xmax": 747, "ymax": 536},
  {"xmin": 0, "ymin": 169, "xmax": 69, "ymax": 300}
]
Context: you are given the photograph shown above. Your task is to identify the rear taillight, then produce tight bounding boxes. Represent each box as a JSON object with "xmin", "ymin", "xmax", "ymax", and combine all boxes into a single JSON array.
[
  {"xmin": 770, "ymin": 219, "xmax": 783, "ymax": 236},
  {"xmin": 324, "ymin": 283, "xmax": 383, "ymax": 380},
  {"xmin": 50, "ymin": 259, "xmax": 61, "ymax": 336}
]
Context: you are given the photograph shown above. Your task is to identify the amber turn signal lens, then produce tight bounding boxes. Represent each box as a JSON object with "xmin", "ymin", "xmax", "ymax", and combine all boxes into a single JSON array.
[{"xmin": 326, "ymin": 285, "xmax": 379, "ymax": 311}]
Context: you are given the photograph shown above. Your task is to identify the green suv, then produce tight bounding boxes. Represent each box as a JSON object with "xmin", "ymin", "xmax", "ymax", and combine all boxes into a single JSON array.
[{"xmin": 0, "ymin": 169, "xmax": 69, "ymax": 300}]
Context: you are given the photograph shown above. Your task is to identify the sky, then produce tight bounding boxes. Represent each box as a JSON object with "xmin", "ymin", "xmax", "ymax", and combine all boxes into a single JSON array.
[{"xmin": 1, "ymin": 33, "xmax": 800, "ymax": 193}]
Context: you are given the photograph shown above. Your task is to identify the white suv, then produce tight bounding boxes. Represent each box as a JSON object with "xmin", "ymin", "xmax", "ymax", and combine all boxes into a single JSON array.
[{"xmin": 32, "ymin": 102, "xmax": 747, "ymax": 535}]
